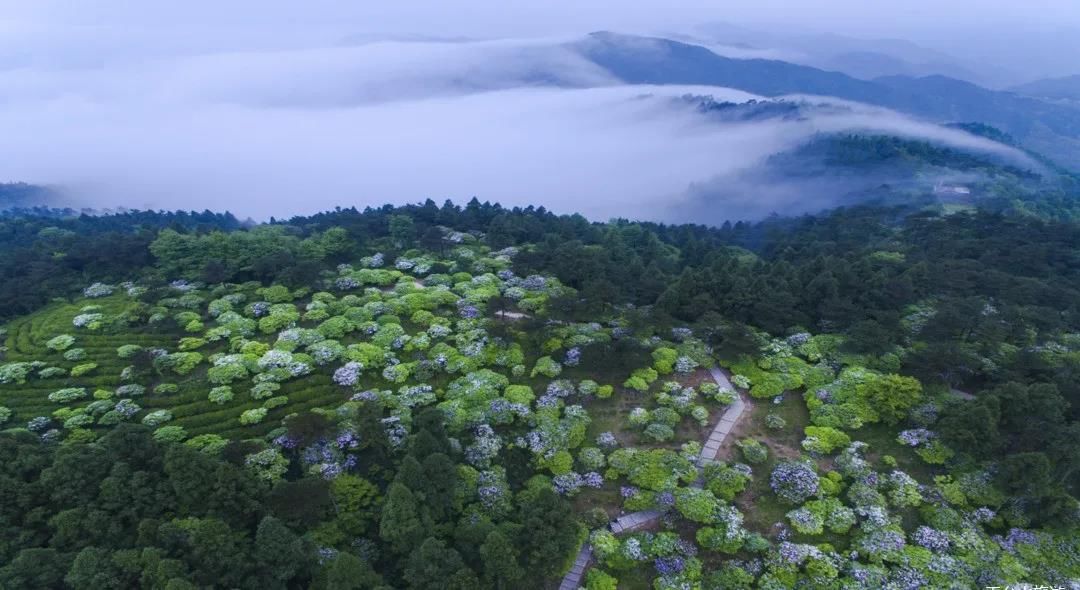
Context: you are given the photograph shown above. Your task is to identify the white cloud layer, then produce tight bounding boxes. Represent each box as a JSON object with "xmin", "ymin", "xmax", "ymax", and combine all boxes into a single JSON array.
[{"xmin": 0, "ymin": 33, "xmax": 1035, "ymax": 223}]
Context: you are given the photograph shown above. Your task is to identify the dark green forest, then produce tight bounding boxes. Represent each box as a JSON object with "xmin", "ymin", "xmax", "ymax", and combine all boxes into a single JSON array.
[{"xmin": 1, "ymin": 177, "xmax": 1079, "ymax": 588}]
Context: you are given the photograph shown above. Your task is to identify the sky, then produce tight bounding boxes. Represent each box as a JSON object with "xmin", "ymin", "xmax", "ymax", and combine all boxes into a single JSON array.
[
  {"xmin": 4, "ymin": 0, "xmax": 1079, "ymax": 43},
  {"xmin": 0, "ymin": 1, "xmax": 1068, "ymax": 222}
]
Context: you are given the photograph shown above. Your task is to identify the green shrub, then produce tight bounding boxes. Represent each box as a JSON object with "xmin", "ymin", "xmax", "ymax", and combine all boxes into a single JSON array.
[
  {"xmin": 651, "ymin": 347, "xmax": 678, "ymax": 374},
  {"xmin": 801, "ymin": 426, "xmax": 851, "ymax": 455},
  {"xmin": 263, "ymin": 395, "xmax": 289, "ymax": 409},
  {"xmin": 585, "ymin": 569, "xmax": 618, "ymax": 590},
  {"xmin": 153, "ymin": 425, "xmax": 188, "ymax": 443},
  {"xmin": 142, "ymin": 410, "xmax": 174, "ymax": 427},
  {"xmin": 643, "ymin": 423, "xmax": 675, "ymax": 442},
  {"xmin": 155, "ymin": 383, "xmax": 179, "ymax": 395},
  {"xmin": 48, "ymin": 387, "xmax": 87, "ymax": 403},
  {"xmin": 239, "ymin": 408, "xmax": 268, "ymax": 425},
  {"xmin": 530, "ymin": 356, "xmax": 562, "ymax": 378},
  {"xmin": 765, "ymin": 413, "xmax": 787, "ymax": 430},
  {"xmin": 737, "ymin": 438, "xmax": 768, "ymax": 464},
  {"xmin": 69, "ymin": 363, "xmax": 98, "ymax": 377},
  {"xmin": 116, "ymin": 344, "xmax": 143, "ymax": 358},
  {"xmin": 46, "ymin": 334, "xmax": 76, "ymax": 351}
]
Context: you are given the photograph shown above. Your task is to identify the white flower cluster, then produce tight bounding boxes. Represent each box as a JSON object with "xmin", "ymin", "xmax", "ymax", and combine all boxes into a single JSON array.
[{"xmin": 83, "ymin": 282, "xmax": 115, "ymax": 298}]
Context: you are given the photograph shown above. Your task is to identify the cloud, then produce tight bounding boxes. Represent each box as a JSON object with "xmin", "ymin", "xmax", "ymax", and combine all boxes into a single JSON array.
[{"xmin": 0, "ymin": 36, "xmax": 1034, "ymax": 223}]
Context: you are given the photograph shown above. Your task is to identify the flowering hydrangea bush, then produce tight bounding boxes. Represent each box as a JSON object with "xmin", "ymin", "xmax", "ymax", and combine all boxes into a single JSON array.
[
  {"xmin": 737, "ymin": 438, "xmax": 769, "ymax": 464},
  {"xmin": 596, "ymin": 431, "xmax": 618, "ymax": 450},
  {"xmin": 239, "ymin": 408, "xmax": 268, "ymax": 425},
  {"xmin": 912, "ymin": 526, "xmax": 951, "ymax": 552},
  {"xmin": 564, "ymin": 346, "xmax": 581, "ymax": 367},
  {"xmin": 674, "ymin": 356, "xmax": 698, "ymax": 374},
  {"xmin": 897, "ymin": 428, "xmax": 936, "ymax": 447},
  {"xmin": 27, "ymin": 416, "xmax": 51, "ymax": 432},
  {"xmin": 72, "ymin": 313, "xmax": 105, "ymax": 329},
  {"xmin": 142, "ymin": 409, "xmax": 173, "ymax": 427},
  {"xmin": 245, "ymin": 448, "xmax": 289, "ymax": 483},
  {"xmin": 48, "ymin": 387, "xmax": 87, "ymax": 403},
  {"xmin": 83, "ymin": 282, "xmax": 115, "ymax": 298},
  {"xmin": 787, "ymin": 506, "xmax": 825, "ymax": 535},
  {"xmin": 185, "ymin": 381, "xmax": 222, "ymax": 403},
  {"xmin": 45, "ymin": 334, "xmax": 76, "ymax": 351},
  {"xmin": 770, "ymin": 460, "xmax": 820, "ymax": 504},
  {"xmin": 331, "ymin": 361, "xmax": 363, "ymax": 387},
  {"xmin": 465, "ymin": 424, "xmax": 502, "ymax": 467}
]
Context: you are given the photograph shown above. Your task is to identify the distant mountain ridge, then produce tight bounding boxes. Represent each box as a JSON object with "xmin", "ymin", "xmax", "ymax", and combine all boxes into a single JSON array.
[
  {"xmin": 570, "ymin": 32, "xmax": 1080, "ymax": 171},
  {"xmin": 0, "ymin": 183, "xmax": 59, "ymax": 210},
  {"xmin": 1010, "ymin": 74, "xmax": 1080, "ymax": 102}
]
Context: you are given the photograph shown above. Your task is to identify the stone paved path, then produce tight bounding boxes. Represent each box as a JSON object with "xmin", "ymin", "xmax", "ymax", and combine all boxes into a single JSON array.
[
  {"xmin": 558, "ymin": 544, "xmax": 594, "ymax": 590},
  {"xmin": 698, "ymin": 367, "xmax": 747, "ymax": 467},
  {"xmin": 557, "ymin": 367, "xmax": 749, "ymax": 590}
]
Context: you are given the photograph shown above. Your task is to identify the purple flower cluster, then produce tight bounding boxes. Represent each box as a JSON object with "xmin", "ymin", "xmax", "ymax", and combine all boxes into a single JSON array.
[
  {"xmin": 909, "ymin": 402, "xmax": 939, "ymax": 426},
  {"xmin": 888, "ymin": 567, "xmax": 928, "ymax": 590},
  {"xmin": 674, "ymin": 356, "xmax": 697, "ymax": 374},
  {"xmin": 623, "ymin": 538, "xmax": 646, "ymax": 561},
  {"xmin": 335, "ymin": 429, "xmax": 360, "ymax": 450},
  {"xmin": 786, "ymin": 332, "xmax": 811, "ymax": 346},
  {"xmin": 522, "ymin": 275, "xmax": 547, "ymax": 290},
  {"xmin": 774, "ymin": 523, "xmax": 792, "ymax": 542},
  {"xmin": 334, "ymin": 277, "xmax": 360, "ymax": 290},
  {"xmin": 777, "ymin": 542, "xmax": 822, "ymax": 565},
  {"xmin": 564, "ymin": 347, "xmax": 581, "ymax": 367},
  {"xmin": 582, "ymin": 472, "xmax": 604, "ymax": 488},
  {"xmin": 459, "ymin": 305, "xmax": 480, "ymax": 319},
  {"xmin": 477, "ymin": 470, "xmax": 507, "ymax": 510},
  {"xmin": 250, "ymin": 301, "xmax": 270, "ymax": 317},
  {"xmin": 996, "ymin": 528, "xmax": 1038, "ymax": 553},
  {"xmin": 273, "ymin": 434, "xmax": 299, "ymax": 449},
  {"xmin": 654, "ymin": 556, "xmax": 685, "ymax": 575},
  {"xmin": 897, "ymin": 428, "xmax": 936, "ymax": 447},
  {"xmin": 971, "ymin": 507, "xmax": 996, "ymax": 523},
  {"xmin": 27, "ymin": 416, "xmax": 50, "ymax": 432},
  {"xmin": 381, "ymin": 416, "xmax": 407, "ymax": 448},
  {"xmin": 671, "ymin": 327, "xmax": 693, "ymax": 341},
  {"xmin": 596, "ymin": 431, "xmax": 618, "ymax": 450},
  {"xmin": 465, "ymin": 424, "xmax": 502, "ymax": 467},
  {"xmin": 333, "ymin": 362, "xmax": 363, "ymax": 387},
  {"xmin": 515, "ymin": 430, "xmax": 552, "ymax": 456},
  {"xmin": 350, "ymin": 390, "xmax": 380, "ymax": 402},
  {"xmin": 552, "ymin": 472, "xmax": 584, "ymax": 495},
  {"xmin": 115, "ymin": 399, "xmax": 141, "ymax": 418},
  {"xmin": 317, "ymin": 547, "xmax": 338, "ymax": 564},
  {"xmin": 770, "ymin": 461, "xmax": 820, "ymax": 504},
  {"xmin": 488, "ymin": 399, "xmax": 530, "ymax": 423},
  {"xmin": 656, "ymin": 491, "xmax": 676, "ymax": 508},
  {"xmin": 912, "ymin": 526, "xmax": 950, "ymax": 552},
  {"xmin": 301, "ymin": 439, "xmax": 336, "ymax": 466},
  {"xmin": 83, "ymin": 282, "xmax": 115, "ymax": 298},
  {"xmin": 856, "ymin": 530, "xmax": 906, "ymax": 555},
  {"xmin": 620, "ymin": 486, "xmax": 639, "ymax": 499}
]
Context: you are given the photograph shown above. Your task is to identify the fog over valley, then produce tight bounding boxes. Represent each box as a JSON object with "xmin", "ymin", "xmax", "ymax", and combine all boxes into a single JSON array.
[{"xmin": 0, "ymin": 29, "xmax": 1045, "ymax": 222}]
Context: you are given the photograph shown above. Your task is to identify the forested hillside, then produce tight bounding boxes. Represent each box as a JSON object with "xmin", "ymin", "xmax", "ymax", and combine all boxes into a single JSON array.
[{"xmin": 0, "ymin": 196, "xmax": 1077, "ymax": 589}]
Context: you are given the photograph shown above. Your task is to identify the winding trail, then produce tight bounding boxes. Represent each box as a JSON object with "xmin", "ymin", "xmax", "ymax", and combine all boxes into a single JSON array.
[{"xmin": 558, "ymin": 367, "xmax": 749, "ymax": 590}]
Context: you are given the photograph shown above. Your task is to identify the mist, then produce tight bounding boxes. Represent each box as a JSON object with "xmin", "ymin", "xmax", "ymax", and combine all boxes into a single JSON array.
[{"xmin": 0, "ymin": 8, "xmax": 1046, "ymax": 224}]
